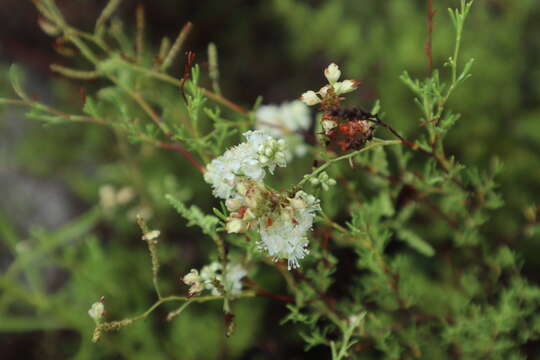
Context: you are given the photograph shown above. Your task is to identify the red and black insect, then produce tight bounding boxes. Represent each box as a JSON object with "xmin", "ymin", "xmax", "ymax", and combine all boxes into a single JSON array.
[{"xmin": 324, "ymin": 107, "xmax": 379, "ymax": 153}]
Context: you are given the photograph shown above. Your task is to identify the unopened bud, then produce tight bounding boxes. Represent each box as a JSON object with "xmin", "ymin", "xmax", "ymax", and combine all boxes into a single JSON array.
[
  {"xmin": 322, "ymin": 120, "xmax": 337, "ymax": 134},
  {"xmin": 300, "ymin": 90, "xmax": 320, "ymax": 106},
  {"xmin": 324, "ymin": 63, "xmax": 341, "ymax": 84},
  {"xmin": 183, "ymin": 269, "xmax": 204, "ymax": 296},
  {"xmin": 290, "ymin": 197, "xmax": 306, "ymax": 210},
  {"xmin": 38, "ymin": 17, "xmax": 61, "ymax": 36},
  {"xmin": 88, "ymin": 298, "xmax": 105, "ymax": 322},
  {"xmin": 226, "ymin": 218, "xmax": 245, "ymax": 233},
  {"xmin": 142, "ymin": 230, "xmax": 160, "ymax": 241},
  {"xmin": 336, "ymin": 79, "xmax": 361, "ymax": 95},
  {"xmin": 226, "ymin": 198, "xmax": 242, "ymax": 211},
  {"xmin": 319, "ymin": 85, "xmax": 330, "ymax": 97}
]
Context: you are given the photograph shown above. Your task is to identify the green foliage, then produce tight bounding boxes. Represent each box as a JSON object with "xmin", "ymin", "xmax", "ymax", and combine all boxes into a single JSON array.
[{"xmin": 165, "ymin": 194, "xmax": 219, "ymax": 237}]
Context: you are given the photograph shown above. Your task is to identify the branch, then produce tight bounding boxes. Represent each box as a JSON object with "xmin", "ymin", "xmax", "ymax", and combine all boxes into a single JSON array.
[
  {"xmin": 0, "ymin": 98, "xmax": 106, "ymax": 125},
  {"xmin": 424, "ymin": 0, "xmax": 436, "ymax": 74},
  {"xmin": 91, "ymin": 292, "xmax": 256, "ymax": 343},
  {"xmin": 297, "ymin": 140, "xmax": 402, "ymax": 188},
  {"xmin": 154, "ymin": 141, "xmax": 205, "ymax": 174}
]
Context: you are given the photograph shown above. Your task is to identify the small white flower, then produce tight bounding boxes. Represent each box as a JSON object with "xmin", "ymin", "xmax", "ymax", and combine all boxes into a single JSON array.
[
  {"xmin": 243, "ymin": 184, "xmax": 264, "ymax": 209},
  {"xmin": 289, "ymin": 197, "xmax": 306, "ymax": 210},
  {"xmin": 225, "ymin": 198, "xmax": 243, "ymax": 211},
  {"xmin": 255, "ymin": 100, "xmax": 311, "ymax": 159},
  {"xmin": 200, "ymin": 262, "xmax": 247, "ymax": 296},
  {"xmin": 322, "ymin": 119, "xmax": 338, "ymax": 134},
  {"xmin": 99, "ymin": 185, "xmax": 136, "ymax": 210},
  {"xmin": 294, "ymin": 191, "xmax": 320, "ymax": 211},
  {"xmin": 226, "ymin": 218, "xmax": 245, "ymax": 233},
  {"xmin": 300, "ymin": 90, "xmax": 321, "ymax": 106},
  {"xmin": 324, "ymin": 63, "xmax": 341, "ymax": 84},
  {"xmin": 300, "ymin": 63, "xmax": 360, "ymax": 101},
  {"xmin": 99, "ymin": 185, "xmax": 116, "ymax": 209},
  {"xmin": 142, "ymin": 230, "xmax": 160, "ymax": 241},
  {"xmin": 88, "ymin": 299, "xmax": 105, "ymax": 322},
  {"xmin": 335, "ymin": 79, "xmax": 360, "ymax": 95},
  {"xmin": 225, "ymin": 263, "xmax": 248, "ymax": 295},
  {"xmin": 183, "ymin": 269, "xmax": 204, "ymax": 296},
  {"xmin": 319, "ymin": 85, "xmax": 330, "ymax": 97}
]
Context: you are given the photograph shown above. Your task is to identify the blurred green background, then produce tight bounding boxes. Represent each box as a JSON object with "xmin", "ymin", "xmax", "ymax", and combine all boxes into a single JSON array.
[{"xmin": 1, "ymin": 0, "xmax": 540, "ymax": 358}]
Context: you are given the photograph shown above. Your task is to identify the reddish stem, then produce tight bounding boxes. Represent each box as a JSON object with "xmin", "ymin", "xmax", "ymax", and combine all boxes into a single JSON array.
[
  {"xmin": 156, "ymin": 141, "xmax": 205, "ymax": 174},
  {"xmin": 245, "ymin": 278, "xmax": 294, "ymax": 302},
  {"xmin": 425, "ymin": 0, "xmax": 436, "ymax": 74}
]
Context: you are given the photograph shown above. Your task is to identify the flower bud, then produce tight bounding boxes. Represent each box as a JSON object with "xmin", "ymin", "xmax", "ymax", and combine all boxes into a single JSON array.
[
  {"xmin": 319, "ymin": 85, "xmax": 330, "ymax": 97},
  {"xmin": 311, "ymin": 171, "xmax": 336, "ymax": 191},
  {"xmin": 324, "ymin": 63, "xmax": 341, "ymax": 84},
  {"xmin": 88, "ymin": 299, "xmax": 105, "ymax": 322},
  {"xmin": 336, "ymin": 79, "xmax": 361, "ymax": 94},
  {"xmin": 225, "ymin": 198, "xmax": 242, "ymax": 211},
  {"xmin": 244, "ymin": 189, "xmax": 262, "ymax": 209},
  {"xmin": 322, "ymin": 120, "xmax": 337, "ymax": 134},
  {"xmin": 290, "ymin": 197, "xmax": 306, "ymax": 210},
  {"xmin": 183, "ymin": 269, "xmax": 201, "ymax": 284},
  {"xmin": 142, "ymin": 230, "xmax": 160, "ymax": 241},
  {"xmin": 99, "ymin": 185, "xmax": 116, "ymax": 209},
  {"xmin": 300, "ymin": 91, "xmax": 320, "ymax": 106},
  {"xmin": 183, "ymin": 269, "xmax": 204, "ymax": 296},
  {"xmin": 38, "ymin": 17, "xmax": 61, "ymax": 36},
  {"xmin": 226, "ymin": 218, "xmax": 245, "ymax": 233}
]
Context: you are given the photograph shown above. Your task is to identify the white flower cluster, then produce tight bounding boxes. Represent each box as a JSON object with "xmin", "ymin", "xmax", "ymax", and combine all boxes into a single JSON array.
[
  {"xmin": 258, "ymin": 191, "xmax": 320, "ymax": 269},
  {"xmin": 205, "ymin": 132, "xmax": 320, "ymax": 269},
  {"xmin": 204, "ymin": 130, "xmax": 287, "ymax": 199},
  {"xmin": 255, "ymin": 100, "xmax": 311, "ymax": 158},
  {"xmin": 223, "ymin": 179, "xmax": 320, "ymax": 269},
  {"xmin": 182, "ymin": 261, "xmax": 247, "ymax": 296},
  {"xmin": 300, "ymin": 63, "xmax": 361, "ymax": 106}
]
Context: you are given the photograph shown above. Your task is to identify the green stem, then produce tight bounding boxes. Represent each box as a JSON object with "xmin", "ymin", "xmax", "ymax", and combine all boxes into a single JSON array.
[
  {"xmin": 99, "ymin": 292, "xmax": 256, "ymax": 329},
  {"xmin": 116, "ymin": 60, "xmax": 248, "ymax": 114},
  {"xmin": 297, "ymin": 140, "xmax": 401, "ymax": 189},
  {"xmin": 451, "ymin": 24, "xmax": 462, "ymax": 85},
  {"xmin": 0, "ymin": 98, "xmax": 106, "ymax": 125}
]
